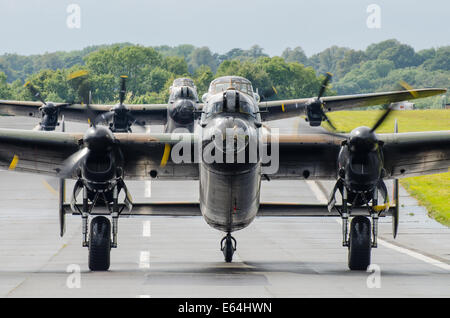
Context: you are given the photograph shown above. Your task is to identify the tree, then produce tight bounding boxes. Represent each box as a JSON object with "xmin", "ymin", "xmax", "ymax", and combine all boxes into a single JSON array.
[
  {"xmin": 422, "ymin": 46, "xmax": 450, "ymax": 71},
  {"xmin": 188, "ymin": 47, "xmax": 219, "ymax": 73},
  {"xmin": 193, "ymin": 66, "xmax": 214, "ymax": 96},
  {"xmin": 307, "ymin": 46, "xmax": 350, "ymax": 75},
  {"xmin": 0, "ymin": 72, "xmax": 11, "ymax": 99},
  {"xmin": 365, "ymin": 39, "xmax": 401, "ymax": 60},
  {"xmin": 378, "ymin": 44, "xmax": 423, "ymax": 68},
  {"xmin": 335, "ymin": 50, "xmax": 367, "ymax": 78},
  {"xmin": 281, "ymin": 47, "xmax": 308, "ymax": 65},
  {"xmin": 163, "ymin": 56, "xmax": 189, "ymax": 76}
]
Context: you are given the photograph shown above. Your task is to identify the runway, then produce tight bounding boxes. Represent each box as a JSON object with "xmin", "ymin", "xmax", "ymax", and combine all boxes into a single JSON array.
[{"xmin": 0, "ymin": 116, "xmax": 448, "ymax": 297}]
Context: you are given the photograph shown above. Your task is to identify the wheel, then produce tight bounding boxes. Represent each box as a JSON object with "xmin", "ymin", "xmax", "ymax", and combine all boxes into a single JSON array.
[
  {"xmin": 348, "ymin": 216, "xmax": 371, "ymax": 270},
  {"xmin": 221, "ymin": 234, "xmax": 236, "ymax": 263},
  {"xmin": 88, "ymin": 216, "xmax": 111, "ymax": 271},
  {"xmin": 224, "ymin": 239, "xmax": 234, "ymax": 263}
]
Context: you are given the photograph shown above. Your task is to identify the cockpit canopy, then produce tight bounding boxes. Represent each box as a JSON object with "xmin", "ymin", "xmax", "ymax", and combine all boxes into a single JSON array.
[
  {"xmin": 169, "ymin": 78, "xmax": 198, "ymax": 102},
  {"xmin": 209, "ymin": 76, "xmax": 254, "ymax": 97},
  {"xmin": 172, "ymin": 78, "xmax": 195, "ymax": 88}
]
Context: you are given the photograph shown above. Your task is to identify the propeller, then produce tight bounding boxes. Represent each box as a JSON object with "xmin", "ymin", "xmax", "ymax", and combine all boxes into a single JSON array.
[
  {"xmin": 306, "ymin": 72, "xmax": 337, "ymax": 130},
  {"xmin": 24, "ymin": 81, "xmax": 46, "ymax": 105},
  {"xmin": 58, "ymin": 86, "xmax": 93, "ymax": 179},
  {"xmin": 59, "ymin": 73, "xmax": 116, "ymax": 178},
  {"xmin": 24, "ymin": 81, "xmax": 72, "ymax": 130},
  {"xmin": 94, "ymin": 75, "xmax": 145, "ymax": 132},
  {"xmin": 321, "ymin": 103, "xmax": 394, "ymax": 142}
]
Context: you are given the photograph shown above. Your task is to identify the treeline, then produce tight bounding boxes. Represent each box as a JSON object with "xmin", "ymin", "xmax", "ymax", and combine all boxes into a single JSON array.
[{"xmin": 0, "ymin": 40, "xmax": 448, "ymax": 108}]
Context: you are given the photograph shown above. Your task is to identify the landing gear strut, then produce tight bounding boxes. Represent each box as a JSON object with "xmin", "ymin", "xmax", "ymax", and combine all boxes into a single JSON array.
[
  {"xmin": 329, "ymin": 180, "xmax": 389, "ymax": 271},
  {"xmin": 220, "ymin": 233, "xmax": 236, "ymax": 263}
]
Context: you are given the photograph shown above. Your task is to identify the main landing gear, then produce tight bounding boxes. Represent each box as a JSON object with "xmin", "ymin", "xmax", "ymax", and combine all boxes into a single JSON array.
[
  {"xmin": 220, "ymin": 233, "xmax": 237, "ymax": 262},
  {"xmin": 329, "ymin": 180, "xmax": 389, "ymax": 271},
  {"xmin": 71, "ymin": 178, "xmax": 132, "ymax": 271}
]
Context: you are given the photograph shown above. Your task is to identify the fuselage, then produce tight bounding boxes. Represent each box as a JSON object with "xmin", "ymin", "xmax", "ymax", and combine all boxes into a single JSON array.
[
  {"xmin": 197, "ymin": 76, "xmax": 263, "ymax": 232},
  {"xmin": 165, "ymin": 78, "xmax": 199, "ymax": 133}
]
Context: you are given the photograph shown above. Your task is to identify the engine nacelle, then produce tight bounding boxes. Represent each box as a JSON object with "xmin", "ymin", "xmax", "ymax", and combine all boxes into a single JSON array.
[{"xmin": 305, "ymin": 100, "xmax": 324, "ymax": 127}]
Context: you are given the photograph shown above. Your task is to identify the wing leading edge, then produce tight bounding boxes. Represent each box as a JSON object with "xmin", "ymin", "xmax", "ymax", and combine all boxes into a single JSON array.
[
  {"xmin": 259, "ymin": 88, "xmax": 447, "ymax": 122},
  {"xmin": 0, "ymin": 101, "xmax": 168, "ymax": 125}
]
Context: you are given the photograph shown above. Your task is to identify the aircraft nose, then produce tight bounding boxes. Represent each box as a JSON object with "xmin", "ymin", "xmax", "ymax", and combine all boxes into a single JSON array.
[
  {"xmin": 170, "ymin": 99, "xmax": 195, "ymax": 124},
  {"xmin": 202, "ymin": 116, "xmax": 257, "ymax": 162}
]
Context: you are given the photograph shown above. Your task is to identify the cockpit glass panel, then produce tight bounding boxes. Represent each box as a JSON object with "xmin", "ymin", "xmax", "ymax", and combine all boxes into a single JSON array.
[
  {"xmin": 206, "ymin": 102, "xmax": 223, "ymax": 118},
  {"xmin": 239, "ymin": 101, "xmax": 253, "ymax": 116},
  {"xmin": 210, "ymin": 78, "xmax": 253, "ymax": 96}
]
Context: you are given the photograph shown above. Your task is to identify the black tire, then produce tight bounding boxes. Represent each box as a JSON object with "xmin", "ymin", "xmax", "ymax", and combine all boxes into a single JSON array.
[
  {"xmin": 88, "ymin": 216, "xmax": 111, "ymax": 271},
  {"xmin": 348, "ymin": 216, "xmax": 371, "ymax": 270},
  {"xmin": 224, "ymin": 244, "xmax": 234, "ymax": 263},
  {"xmin": 223, "ymin": 237, "xmax": 234, "ymax": 263}
]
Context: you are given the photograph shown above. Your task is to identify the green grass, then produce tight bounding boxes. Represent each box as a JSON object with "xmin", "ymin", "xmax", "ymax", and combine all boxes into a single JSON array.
[
  {"xmin": 323, "ymin": 109, "xmax": 450, "ymax": 226},
  {"xmin": 322, "ymin": 109, "xmax": 450, "ymax": 133}
]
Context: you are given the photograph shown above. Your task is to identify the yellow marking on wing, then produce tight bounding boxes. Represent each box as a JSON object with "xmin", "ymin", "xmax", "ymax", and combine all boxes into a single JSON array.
[
  {"xmin": 8, "ymin": 155, "xmax": 19, "ymax": 170},
  {"xmin": 281, "ymin": 104, "xmax": 285, "ymax": 112},
  {"xmin": 160, "ymin": 144, "xmax": 171, "ymax": 167},
  {"xmin": 42, "ymin": 180, "xmax": 58, "ymax": 196},
  {"xmin": 67, "ymin": 70, "xmax": 89, "ymax": 80},
  {"xmin": 399, "ymin": 81, "xmax": 419, "ymax": 98}
]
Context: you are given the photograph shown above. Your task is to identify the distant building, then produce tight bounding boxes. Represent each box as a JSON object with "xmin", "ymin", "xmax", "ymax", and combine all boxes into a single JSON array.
[{"xmin": 391, "ymin": 101, "xmax": 415, "ymax": 110}]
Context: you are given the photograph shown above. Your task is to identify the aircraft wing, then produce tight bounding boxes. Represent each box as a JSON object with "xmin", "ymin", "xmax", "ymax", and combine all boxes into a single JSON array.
[
  {"xmin": 269, "ymin": 134, "xmax": 341, "ymax": 180},
  {"xmin": 0, "ymin": 101, "xmax": 168, "ymax": 125},
  {"xmin": 258, "ymin": 88, "xmax": 446, "ymax": 122},
  {"xmin": 0, "ymin": 128, "xmax": 198, "ymax": 180},
  {"xmin": 380, "ymin": 131, "xmax": 450, "ymax": 178},
  {"xmin": 0, "ymin": 128, "xmax": 447, "ymax": 182},
  {"xmin": 269, "ymin": 131, "xmax": 450, "ymax": 180}
]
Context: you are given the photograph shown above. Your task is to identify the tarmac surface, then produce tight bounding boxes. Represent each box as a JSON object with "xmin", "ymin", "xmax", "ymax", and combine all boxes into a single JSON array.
[{"xmin": 0, "ymin": 116, "xmax": 448, "ymax": 297}]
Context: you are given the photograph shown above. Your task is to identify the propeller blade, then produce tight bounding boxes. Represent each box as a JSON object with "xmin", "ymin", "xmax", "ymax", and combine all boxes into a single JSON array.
[
  {"xmin": 318, "ymin": 129, "xmax": 348, "ymax": 139},
  {"xmin": 119, "ymin": 75, "xmax": 128, "ymax": 105},
  {"xmin": 59, "ymin": 147, "xmax": 90, "ymax": 178},
  {"xmin": 67, "ymin": 70, "xmax": 90, "ymax": 104},
  {"xmin": 322, "ymin": 112, "xmax": 338, "ymax": 131},
  {"xmin": 85, "ymin": 91, "xmax": 98, "ymax": 128},
  {"xmin": 24, "ymin": 81, "xmax": 46, "ymax": 105},
  {"xmin": 126, "ymin": 113, "xmax": 146, "ymax": 132},
  {"xmin": 318, "ymin": 72, "xmax": 332, "ymax": 99},
  {"xmin": 370, "ymin": 105, "xmax": 393, "ymax": 133},
  {"xmin": 95, "ymin": 111, "xmax": 115, "ymax": 125}
]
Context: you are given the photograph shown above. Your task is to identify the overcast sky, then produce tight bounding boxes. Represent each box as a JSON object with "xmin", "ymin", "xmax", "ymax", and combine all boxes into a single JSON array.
[{"xmin": 0, "ymin": 0, "xmax": 448, "ymax": 56}]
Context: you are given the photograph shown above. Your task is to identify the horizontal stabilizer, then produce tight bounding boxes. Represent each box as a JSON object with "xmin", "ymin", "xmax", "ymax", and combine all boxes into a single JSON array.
[{"xmin": 65, "ymin": 202, "xmax": 393, "ymax": 217}]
